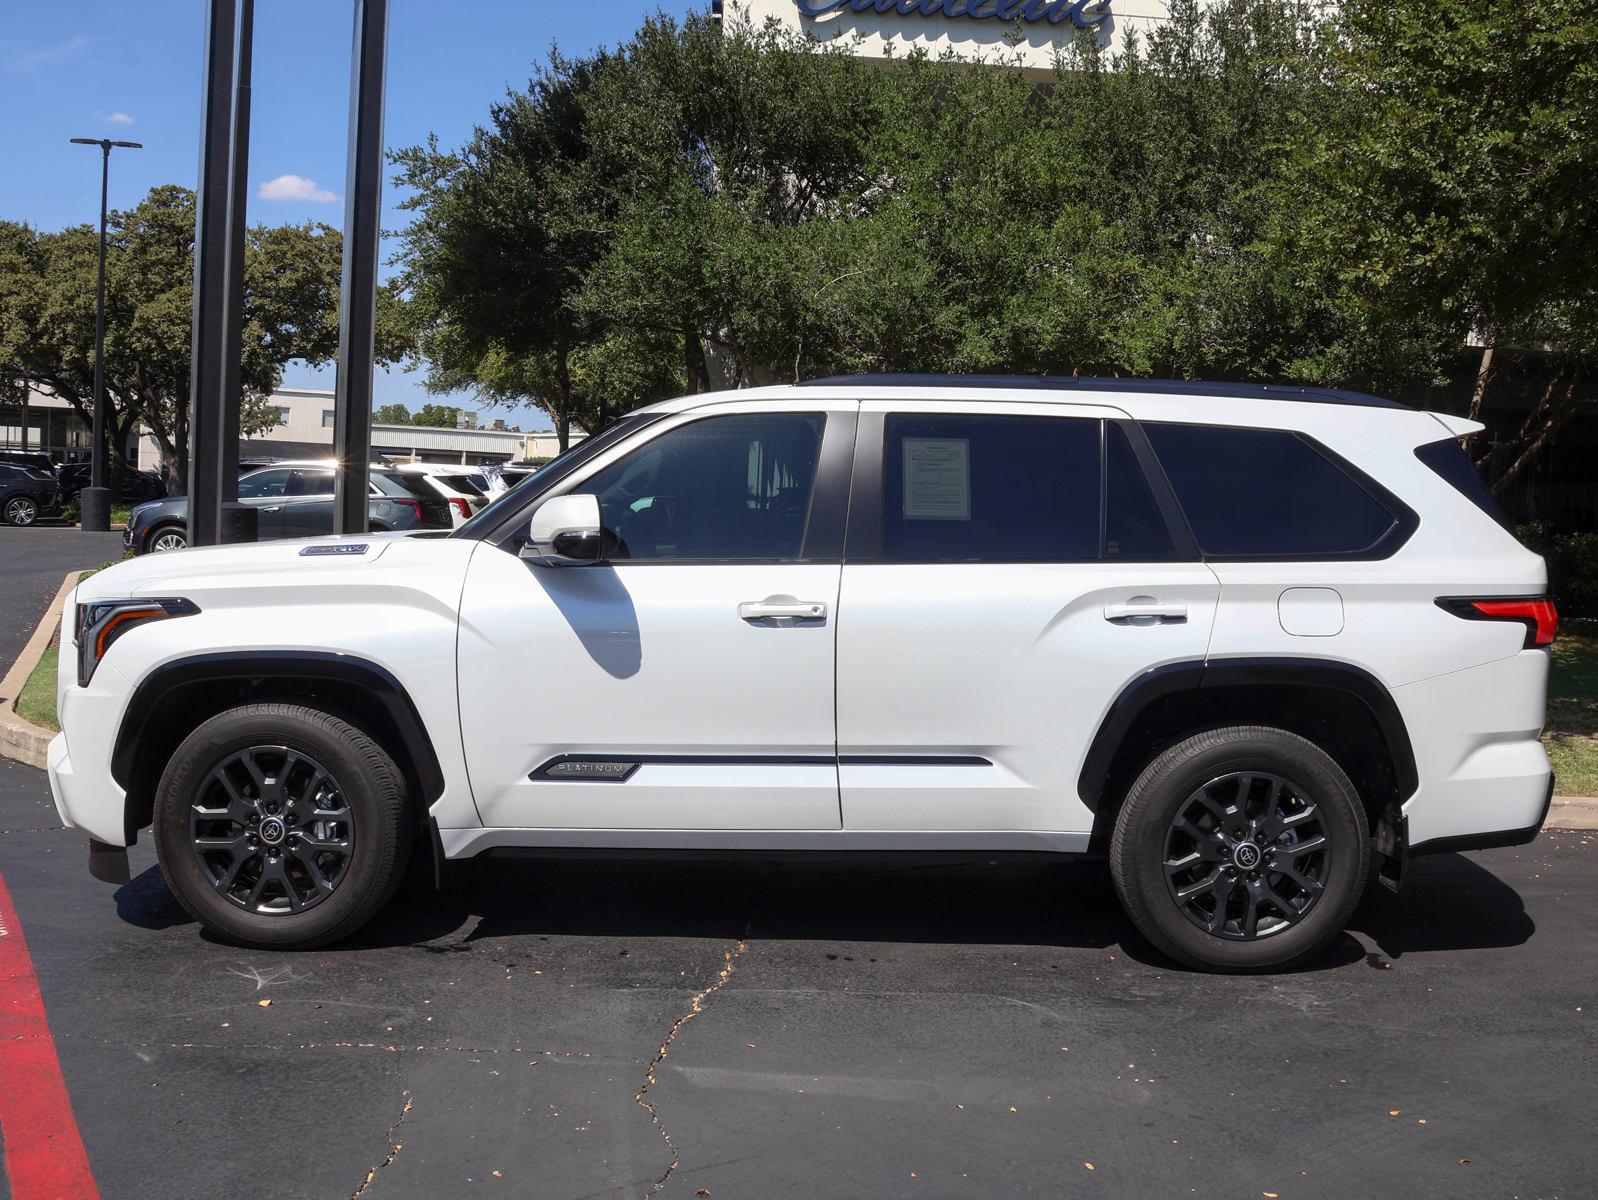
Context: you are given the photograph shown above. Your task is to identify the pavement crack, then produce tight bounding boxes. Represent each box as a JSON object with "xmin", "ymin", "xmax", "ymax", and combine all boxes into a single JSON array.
[
  {"xmin": 634, "ymin": 924, "xmax": 749, "ymax": 1198},
  {"xmin": 352, "ymin": 1091, "xmax": 413, "ymax": 1199}
]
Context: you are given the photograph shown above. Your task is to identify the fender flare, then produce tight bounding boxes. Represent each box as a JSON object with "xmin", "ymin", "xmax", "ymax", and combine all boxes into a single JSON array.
[
  {"xmin": 111, "ymin": 651, "xmax": 446, "ymax": 826},
  {"xmin": 1076, "ymin": 656, "xmax": 1418, "ymax": 811}
]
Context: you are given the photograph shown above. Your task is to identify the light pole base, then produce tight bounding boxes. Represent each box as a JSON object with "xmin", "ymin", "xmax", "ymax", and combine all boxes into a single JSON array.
[
  {"xmin": 218, "ymin": 501, "xmax": 258, "ymax": 544},
  {"xmin": 79, "ymin": 487, "xmax": 111, "ymax": 532}
]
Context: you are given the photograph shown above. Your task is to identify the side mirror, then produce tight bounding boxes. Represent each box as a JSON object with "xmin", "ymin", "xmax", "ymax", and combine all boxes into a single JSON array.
[{"xmin": 521, "ymin": 493, "xmax": 604, "ymax": 565}]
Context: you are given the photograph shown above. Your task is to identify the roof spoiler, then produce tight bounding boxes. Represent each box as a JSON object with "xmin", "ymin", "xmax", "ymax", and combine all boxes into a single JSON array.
[{"xmin": 1430, "ymin": 413, "xmax": 1486, "ymax": 438}]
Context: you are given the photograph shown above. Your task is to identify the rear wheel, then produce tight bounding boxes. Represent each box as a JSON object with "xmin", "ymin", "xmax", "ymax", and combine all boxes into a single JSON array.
[
  {"xmin": 3, "ymin": 495, "xmax": 38, "ymax": 526},
  {"xmin": 153, "ymin": 703, "xmax": 411, "ymax": 948},
  {"xmin": 1110, "ymin": 726, "xmax": 1368, "ymax": 972}
]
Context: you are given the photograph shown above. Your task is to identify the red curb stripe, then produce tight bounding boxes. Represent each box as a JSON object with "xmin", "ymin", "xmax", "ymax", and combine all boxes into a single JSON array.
[{"xmin": 0, "ymin": 869, "xmax": 101, "ymax": 1200}]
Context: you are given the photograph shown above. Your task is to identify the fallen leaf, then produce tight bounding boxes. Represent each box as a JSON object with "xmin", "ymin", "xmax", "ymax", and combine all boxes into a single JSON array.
[
  {"xmin": 258, "ymin": 999, "xmax": 272, "ymax": 1008},
  {"xmin": 1265, "ymin": 1193, "xmax": 1279, "ymax": 1198},
  {"xmin": 1459, "ymin": 1159, "xmax": 1471, "ymax": 1165},
  {"xmin": 1418, "ymin": 1119, "xmax": 1427, "ymax": 1125},
  {"xmin": 1388, "ymin": 1110, "xmax": 1401, "ymax": 1117},
  {"xmin": 1084, "ymin": 1162, "xmax": 1095, "ymax": 1171},
  {"xmin": 1009, "ymin": 1106, "xmax": 1018, "ymax": 1113},
  {"xmin": 695, "ymin": 1191, "xmax": 711, "ymax": 1197},
  {"xmin": 493, "ymin": 1171, "xmax": 503, "ymax": 1178}
]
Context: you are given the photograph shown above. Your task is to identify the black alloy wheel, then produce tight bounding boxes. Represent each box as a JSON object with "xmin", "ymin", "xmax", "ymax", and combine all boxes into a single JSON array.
[
  {"xmin": 1162, "ymin": 771, "xmax": 1329, "ymax": 940},
  {"xmin": 189, "ymin": 745, "xmax": 355, "ymax": 914}
]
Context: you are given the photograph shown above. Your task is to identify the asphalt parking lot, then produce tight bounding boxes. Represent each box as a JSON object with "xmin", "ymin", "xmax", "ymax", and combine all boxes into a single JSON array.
[
  {"xmin": 1, "ymin": 530, "xmax": 1595, "ymax": 1199},
  {"xmin": 0, "ymin": 750, "xmax": 1594, "ymax": 1200},
  {"xmin": 0, "ymin": 524, "xmax": 124, "ymax": 667}
]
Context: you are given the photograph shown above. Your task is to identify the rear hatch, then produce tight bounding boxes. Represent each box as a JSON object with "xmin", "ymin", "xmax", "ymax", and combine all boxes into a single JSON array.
[{"xmin": 372, "ymin": 470, "xmax": 452, "ymax": 528}]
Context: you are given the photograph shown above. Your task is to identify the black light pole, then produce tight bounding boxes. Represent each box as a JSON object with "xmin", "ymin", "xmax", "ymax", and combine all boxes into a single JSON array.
[
  {"xmin": 331, "ymin": 0, "xmax": 389, "ymax": 534},
  {"xmin": 189, "ymin": 0, "xmax": 257, "ymax": 548},
  {"xmin": 69, "ymin": 137, "xmax": 141, "ymax": 532}
]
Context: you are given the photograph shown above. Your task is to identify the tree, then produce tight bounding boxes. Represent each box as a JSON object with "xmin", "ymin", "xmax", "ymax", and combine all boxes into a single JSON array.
[
  {"xmin": 1329, "ymin": 0, "xmax": 1598, "ymax": 491},
  {"xmin": 374, "ymin": 403, "xmax": 413, "ymax": 425},
  {"xmin": 0, "ymin": 185, "xmax": 411, "ymax": 490},
  {"xmin": 413, "ymin": 403, "xmax": 461, "ymax": 428}
]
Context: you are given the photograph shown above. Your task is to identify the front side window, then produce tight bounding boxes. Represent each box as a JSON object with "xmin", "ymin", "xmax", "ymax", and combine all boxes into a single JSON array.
[
  {"xmin": 879, "ymin": 413, "xmax": 1100, "ymax": 562},
  {"xmin": 1144, "ymin": 422, "xmax": 1403, "ymax": 558},
  {"xmin": 579, "ymin": 413, "xmax": 825, "ymax": 561},
  {"xmin": 238, "ymin": 469, "xmax": 291, "ymax": 499}
]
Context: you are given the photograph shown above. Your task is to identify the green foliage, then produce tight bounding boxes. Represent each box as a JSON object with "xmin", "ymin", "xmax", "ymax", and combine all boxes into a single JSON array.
[
  {"xmin": 0, "ymin": 186, "xmax": 411, "ymax": 489},
  {"xmin": 374, "ymin": 403, "xmax": 413, "ymax": 425},
  {"xmin": 393, "ymin": 0, "xmax": 1595, "ymax": 451},
  {"xmin": 412, "ymin": 403, "xmax": 461, "ymax": 428}
]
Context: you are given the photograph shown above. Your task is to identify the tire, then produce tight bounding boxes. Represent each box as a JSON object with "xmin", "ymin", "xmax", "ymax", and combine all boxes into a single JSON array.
[
  {"xmin": 1110, "ymin": 726, "xmax": 1369, "ymax": 973},
  {"xmin": 152, "ymin": 703, "xmax": 412, "ymax": 949},
  {"xmin": 3, "ymin": 495, "xmax": 38, "ymax": 526},
  {"xmin": 148, "ymin": 524, "xmax": 188, "ymax": 552}
]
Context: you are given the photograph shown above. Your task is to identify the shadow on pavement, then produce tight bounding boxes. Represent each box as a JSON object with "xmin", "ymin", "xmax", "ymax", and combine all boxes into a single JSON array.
[{"xmin": 112, "ymin": 846, "xmax": 1533, "ymax": 972}]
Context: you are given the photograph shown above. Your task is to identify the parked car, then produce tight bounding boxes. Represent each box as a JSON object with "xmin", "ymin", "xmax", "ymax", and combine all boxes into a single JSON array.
[
  {"xmin": 55, "ymin": 462, "xmax": 167, "ymax": 505},
  {"xmin": 0, "ymin": 450, "xmax": 58, "ymax": 474},
  {"xmin": 395, "ymin": 463, "xmax": 489, "ymax": 527},
  {"xmin": 481, "ymin": 461, "xmax": 542, "ymax": 496},
  {"xmin": 0, "ymin": 463, "xmax": 59, "ymax": 526},
  {"xmin": 124, "ymin": 462, "xmax": 451, "ymax": 553},
  {"xmin": 52, "ymin": 376, "xmax": 1554, "ymax": 970}
]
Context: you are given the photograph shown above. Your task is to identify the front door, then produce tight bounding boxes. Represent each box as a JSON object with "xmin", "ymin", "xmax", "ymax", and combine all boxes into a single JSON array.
[
  {"xmin": 835, "ymin": 401, "xmax": 1221, "ymax": 838},
  {"xmin": 235, "ymin": 466, "xmax": 292, "ymax": 539},
  {"xmin": 457, "ymin": 400, "xmax": 857, "ymax": 831}
]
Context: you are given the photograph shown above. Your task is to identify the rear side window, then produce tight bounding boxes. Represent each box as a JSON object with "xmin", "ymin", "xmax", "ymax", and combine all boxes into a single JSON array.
[
  {"xmin": 1415, "ymin": 437, "xmax": 1506, "ymax": 526},
  {"xmin": 1144, "ymin": 423, "xmax": 1405, "ymax": 559},
  {"xmin": 880, "ymin": 413, "xmax": 1100, "ymax": 561},
  {"xmin": 372, "ymin": 471, "xmax": 439, "ymax": 499},
  {"xmin": 437, "ymin": 474, "xmax": 485, "ymax": 495}
]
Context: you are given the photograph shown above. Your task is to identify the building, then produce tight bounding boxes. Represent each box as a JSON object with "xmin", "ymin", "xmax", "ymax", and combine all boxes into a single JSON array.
[
  {"xmin": 0, "ymin": 384, "xmax": 140, "ymax": 465},
  {"xmin": 133, "ymin": 388, "xmax": 579, "ymax": 471},
  {"xmin": 722, "ymin": 0, "xmax": 1169, "ymax": 67}
]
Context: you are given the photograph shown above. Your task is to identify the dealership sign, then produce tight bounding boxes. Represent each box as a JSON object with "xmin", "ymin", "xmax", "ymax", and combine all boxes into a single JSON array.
[{"xmin": 793, "ymin": 0, "xmax": 1114, "ymax": 30}]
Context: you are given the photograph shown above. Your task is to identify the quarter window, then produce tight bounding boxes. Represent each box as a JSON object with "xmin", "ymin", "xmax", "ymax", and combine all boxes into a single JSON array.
[
  {"xmin": 580, "ymin": 413, "xmax": 825, "ymax": 561},
  {"xmin": 879, "ymin": 413, "xmax": 1100, "ymax": 562},
  {"xmin": 1144, "ymin": 423, "xmax": 1402, "ymax": 558}
]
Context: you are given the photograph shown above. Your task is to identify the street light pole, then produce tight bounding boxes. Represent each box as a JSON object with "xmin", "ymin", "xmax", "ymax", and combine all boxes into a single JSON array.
[{"xmin": 69, "ymin": 137, "xmax": 141, "ymax": 532}]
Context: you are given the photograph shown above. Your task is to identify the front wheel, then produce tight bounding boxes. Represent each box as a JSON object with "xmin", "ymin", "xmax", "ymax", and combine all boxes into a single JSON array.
[
  {"xmin": 148, "ymin": 524, "xmax": 188, "ymax": 552},
  {"xmin": 1110, "ymin": 726, "xmax": 1368, "ymax": 973},
  {"xmin": 152, "ymin": 703, "xmax": 411, "ymax": 948},
  {"xmin": 3, "ymin": 495, "xmax": 38, "ymax": 526}
]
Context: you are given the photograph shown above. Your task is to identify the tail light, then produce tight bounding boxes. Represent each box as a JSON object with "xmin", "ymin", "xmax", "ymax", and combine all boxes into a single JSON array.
[
  {"xmin": 76, "ymin": 597, "xmax": 200, "ymax": 686},
  {"xmin": 397, "ymin": 499, "xmax": 423, "ymax": 521},
  {"xmin": 448, "ymin": 497, "xmax": 471, "ymax": 520},
  {"xmin": 1436, "ymin": 596, "xmax": 1559, "ymax": 648}
]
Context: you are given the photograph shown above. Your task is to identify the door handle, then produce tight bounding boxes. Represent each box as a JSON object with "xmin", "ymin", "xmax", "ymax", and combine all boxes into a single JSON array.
[
  {"xmin": 263, "ymin": 505, "xmax": 282, "ymax": 513},
  {"xmin": 1103, "ymin": 601, "xmax": 1188, "ymax": 622},
  {"xmin": 739, "ymin": 597, "xmax": 828, "ymax": 622}
]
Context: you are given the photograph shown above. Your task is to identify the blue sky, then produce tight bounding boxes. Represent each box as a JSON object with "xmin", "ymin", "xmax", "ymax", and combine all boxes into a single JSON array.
[{"xmin": 0, "ymin": 0, "xmax": 700, "ymax": 430}]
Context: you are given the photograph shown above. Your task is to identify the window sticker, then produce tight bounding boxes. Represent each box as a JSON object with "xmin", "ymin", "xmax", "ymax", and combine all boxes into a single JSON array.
[{"xmin": 902, "ymin": 437, "xmax": 970, "ymax": 521}]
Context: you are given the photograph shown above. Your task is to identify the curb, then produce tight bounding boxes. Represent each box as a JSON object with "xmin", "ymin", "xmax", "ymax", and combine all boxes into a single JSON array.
[
  {"xmin": 1548, "ymin": 797, "xmax": 1598, "ymax": 832},
  {"xmin": 0, "ymin": 571, "xmax": 77, "ymax": 770}
]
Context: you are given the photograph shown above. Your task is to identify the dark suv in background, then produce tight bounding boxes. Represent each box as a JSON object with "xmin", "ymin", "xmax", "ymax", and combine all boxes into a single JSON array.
[
  {"xmin": 0, "ymin": 463, "xmax": 59, "ymax": 526},
  {"xmin": 125, "ymin": 462, "xmax": 451, "ymax": 553}
]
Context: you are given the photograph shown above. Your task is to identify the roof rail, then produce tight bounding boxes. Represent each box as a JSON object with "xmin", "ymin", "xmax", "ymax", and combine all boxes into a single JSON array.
[{"xmin": 797, "ymin": 374, "xmax": 1411, "ymax": 411}]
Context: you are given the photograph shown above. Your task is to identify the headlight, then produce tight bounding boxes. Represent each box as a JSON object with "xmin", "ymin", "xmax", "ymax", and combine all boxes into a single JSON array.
[{"xmin": 75, "ymin": 598, "xmax": 200, "ymax": 687}]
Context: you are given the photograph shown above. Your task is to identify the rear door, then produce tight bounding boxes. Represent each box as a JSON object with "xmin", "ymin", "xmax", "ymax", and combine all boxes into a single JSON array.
[{"xmin": 835, "ymin": 400, "xmax": 1220, "ymax": 839}]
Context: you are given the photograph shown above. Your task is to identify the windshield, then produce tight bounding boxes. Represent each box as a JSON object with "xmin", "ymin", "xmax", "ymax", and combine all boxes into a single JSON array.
[{"xmin": 452, "ymin": 414, "xmax": 663, "ymax": 540}]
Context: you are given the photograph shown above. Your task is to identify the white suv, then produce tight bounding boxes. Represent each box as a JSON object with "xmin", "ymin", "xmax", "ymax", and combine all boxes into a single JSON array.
[{"xmin": 47, "ymin": 377, "xmax": 1555, "ymax": 971}]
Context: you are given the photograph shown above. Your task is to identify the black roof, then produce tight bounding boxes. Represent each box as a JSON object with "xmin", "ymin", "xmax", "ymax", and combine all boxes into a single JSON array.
[{"xmin": 798, "ymin": 374, "xmax": 1411, "ymax": 411}]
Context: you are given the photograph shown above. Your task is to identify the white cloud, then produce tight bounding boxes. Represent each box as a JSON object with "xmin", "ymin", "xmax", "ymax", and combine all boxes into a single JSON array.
[
  {"xmin": 106, "ymin": 111, "xmax": 135, "ymax": 125},
  {"xmin": 258, "ymin": 174, "xmax": 338, "ymax": 203}
]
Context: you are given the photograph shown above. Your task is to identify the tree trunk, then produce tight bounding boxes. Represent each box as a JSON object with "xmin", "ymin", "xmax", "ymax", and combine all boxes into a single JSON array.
[
  {"xmin": 554, "ymin": 342, "xmax": 574, "ymax": 452},
  {"xmin": 1489, "ymin": 374, "xmax": 1584, "ymax": 496},
  {"xmin": 1464, "ymin": 344, "xmax": 1496, "ymax": 457},
  {"xmin": 682, "ymin": 321, "xmax": 710, "ymax": 394}
]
